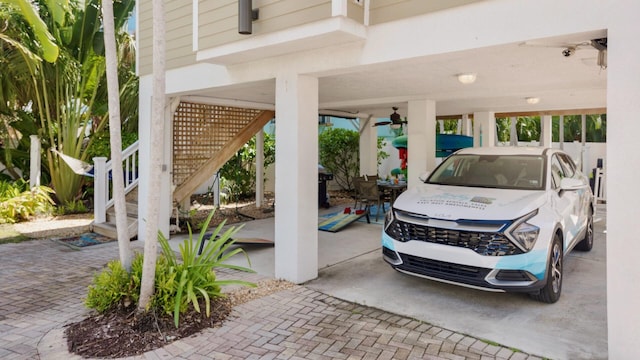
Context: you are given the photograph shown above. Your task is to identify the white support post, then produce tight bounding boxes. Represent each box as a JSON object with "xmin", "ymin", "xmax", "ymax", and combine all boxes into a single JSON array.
[
  {"xmin": 559, "ymin": 115, "xmax": 564, "ymax": 150},
  {"xmin": 580, "ymin": 114, "xmax": 587, "ymax": 173},
  {"xmin": 256, "ymin": 129, "xmax": 264, "ymax": 207},
  {"xmin": 473, "ymin": 111, "xmax": 496, "ymax": 147},
  {"xmin": 461, "ymin": 114, "xmax": 472, "ymax": 136},
  {"xmin": 93, "ymin": 157, "xmax": 108, "ymax": 223},
  {"xmin": 29, "ymin": 135, "xmax": 41, "ymax": 188},
  {"xmin": 137, "ymin": 78, "xmax": 152, "ymax": 242},
  {"xmin": 359, "ymin": 115, "xmax": 377, "ymax": 176},
  {"xmin": 540, "ymin": 115, "xmax": 552, "ymax": 148},
  {"xmin": 509, "ymin": 117, "xmax": 518, "ymax": 146},
  {"xmin": 407, "ymin": 100, "xmax": 436, "ymax": 189},
  {"xmin": 607, "ymin": 7, "xmax": 640, "ymax": 357},
  {"xmin": 274, "ymin": 73, "xmax": 319, "ymax": 284}
]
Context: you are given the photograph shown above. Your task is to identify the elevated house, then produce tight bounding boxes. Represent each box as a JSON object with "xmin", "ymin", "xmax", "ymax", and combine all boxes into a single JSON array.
[{"xmin": 126, "ymin": 1, "xmax": 639, "ymax": 357}]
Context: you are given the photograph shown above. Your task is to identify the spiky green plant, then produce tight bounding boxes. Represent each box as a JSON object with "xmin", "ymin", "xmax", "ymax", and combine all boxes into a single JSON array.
[{"xmin": 157, "ymin": 210, "xmax": 256, "ymax": 327}]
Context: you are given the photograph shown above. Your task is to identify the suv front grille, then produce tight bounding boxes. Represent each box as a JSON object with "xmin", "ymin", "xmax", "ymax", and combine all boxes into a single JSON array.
[
  {"xmin": 385, "ymin": 217, "xmax": 522, "ymax": 256},
  {"xmin": 398, "ymin": 253, "xmax": 491, "ymax": 287}
]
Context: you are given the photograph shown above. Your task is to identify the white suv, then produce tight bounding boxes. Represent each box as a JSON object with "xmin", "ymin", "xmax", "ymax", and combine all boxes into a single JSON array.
[{"xmin": 382, "ymin": 147, "xmax": 594, "ymax": 303}]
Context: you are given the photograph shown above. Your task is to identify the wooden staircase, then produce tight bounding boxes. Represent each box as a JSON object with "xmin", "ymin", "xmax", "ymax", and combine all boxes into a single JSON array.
[
  {"xmin": 172, "ymin": 104, "xmax": 275, "ymax": 203},
  {"xmin": 92, "ymin": 103, "xmax": 275, "ymax": 239},
  {"xmin": 93, "ymin": 189, "xmax": 139, "ymax": 239}
]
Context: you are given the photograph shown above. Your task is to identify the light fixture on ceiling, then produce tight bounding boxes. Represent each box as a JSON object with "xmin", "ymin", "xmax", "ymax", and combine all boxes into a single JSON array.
[
  {"xmin": 373, "ymin": 107, "xmax": 407, "ymax": 128},
  {"xmin": 526, "ymin": 97, "xmax": 540, "ymax": 105},
  {"xmin": 457, "ymin": 73, "xmax": 477, "ymax": 85}
]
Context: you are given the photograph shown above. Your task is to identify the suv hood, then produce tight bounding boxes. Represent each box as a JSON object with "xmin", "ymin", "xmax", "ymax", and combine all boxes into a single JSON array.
[{"xmin": 393, "ymin": 184, "xmax": 547, "ymax": 221}]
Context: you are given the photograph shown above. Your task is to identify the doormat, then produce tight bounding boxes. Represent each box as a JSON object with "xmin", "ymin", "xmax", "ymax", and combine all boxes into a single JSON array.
[
  {"xmin": 318, "ymin": 212, "xmax": 368, "ymax": 232},
  {"xmin": 53, "ymin": 232, "xmax": 114, "ymax": 250}
]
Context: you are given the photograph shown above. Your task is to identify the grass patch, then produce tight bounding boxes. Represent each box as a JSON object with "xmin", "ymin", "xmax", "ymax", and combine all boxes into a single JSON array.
[{"xmin": 0, "ymin": 224, "xmax": 29, "ymax": 244}]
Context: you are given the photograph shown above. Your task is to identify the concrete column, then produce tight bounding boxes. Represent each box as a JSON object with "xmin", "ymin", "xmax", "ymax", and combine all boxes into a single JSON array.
[
  {"xmin": 158, "ymin": 98, "xmax": 176, "ymax": 239},
  {"xmin": 407, "ymin": 100, "xmax": 436, "ymax": 189},
  {"xmin": 540, "ymin": 115, "xmax": 552, "ymax": 148},
  {"xmin": 137, "ymin": 77, "xmax": 152, "ymax": 242},
  {"xmin": 359, "ymin": 115, "xmax": 378, "ymax": 176},
  {"xmin": 559, "ymin": 115, "xmax": 564, "ymax": 150},
  {"xmin": 509, "ymin": 117, "xmax": 518, "ymax": 146},
  {"xmin": 461, "ymin": 114, "xmax": 472, "ymax": 136},
  {"xmin": 29, "ymin": 135, "xmax": 41, "ymax": 188},
  {"xmin": 255, "ymin": 129, "xmax": 264, "ymax": 207},
  {"xmin": 275, "ymin": 73, "xmax": 319, "ymax": 283},
  {"xmin": 607, "ymin": 5, "xmax": 640, "ymax": 358},
  {"xmin": 473, "ymin": 111, "xmax": 496, "ymax": 147}
]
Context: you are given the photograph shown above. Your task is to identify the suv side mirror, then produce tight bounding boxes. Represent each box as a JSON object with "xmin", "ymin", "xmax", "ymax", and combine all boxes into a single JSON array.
[
  {"xmin": 560, "ymin": 177, "xmax": 585, "ymax": 191},
  {"xmin": 418, "ymin": 172, "xmax": 430, "ymax": 182}
]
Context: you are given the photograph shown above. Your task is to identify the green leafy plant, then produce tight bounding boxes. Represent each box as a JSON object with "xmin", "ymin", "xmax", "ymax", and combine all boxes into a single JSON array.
[
  {"xmin": 220, "ymin": 133, "xmax": 275, "ymax": 203},
  {"xmin": 319, "ymin": 128, "xmax": 360, "ymax": 191},
  {"xmin": 85, "ymin": 254, "xmax": 142, "ymax": 312},
  {"xmin": 85, "ymin": 210, "xmax": 256, "ymax": 328},
  {"xmin": 85, "ymin": 131, "xmax": 139, "ymax": 160},
  {"xmin": 157, "ymin": 210, "xmax": 256, "ymax": 327},
  {"xmin": 55, "ymin": 199, "xmax": 88, "ymax": 215},
  {"xmin": 377, "ymin": 137, "xmax": 389, "ymax": 169},
  {"xmin": 0, "ymin": 179, "xmax": 54, "ymax": 223}
]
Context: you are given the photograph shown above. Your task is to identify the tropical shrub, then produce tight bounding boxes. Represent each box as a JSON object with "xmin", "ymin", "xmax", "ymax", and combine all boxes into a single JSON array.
[
  {"xmin": 0, "ymin": 0, "xmax": 138, "ymax": 206},
  {"xmin": 220, "ymin": 133, "xmax": 275, "ymax": 203},
  {"xmin": 85, "ymin": 210, "xmax": 255, "ymax": 327},
  {"xmin": 0, "ymin": 179, "xmax": 54, "ymax": 223},
  {"xmin": 85, "ymin": 130, "xmax": 139, "ymax": 160},
  {"xmin": 85, "ymin": 254, "xmax": 141, "ymax": 312},
  {"xmin": 319, "ymin": 128, "xmax": 359, "ymax": 191}
]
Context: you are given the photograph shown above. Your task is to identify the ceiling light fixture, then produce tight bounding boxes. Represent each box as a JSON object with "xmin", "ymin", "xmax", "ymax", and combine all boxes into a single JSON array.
[
  {"xmin": 457, "ymin": 73, "xmax": 477, "ymax": 84},
  {"xmin": 526, "ymin": 97, "xmax": 540, "ymax": 105}
]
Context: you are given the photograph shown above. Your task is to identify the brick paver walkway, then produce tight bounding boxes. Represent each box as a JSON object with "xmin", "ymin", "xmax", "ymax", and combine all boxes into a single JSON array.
[{"xmin": 0, "ymin": 239, "xmax": 543, "ymax": 359}]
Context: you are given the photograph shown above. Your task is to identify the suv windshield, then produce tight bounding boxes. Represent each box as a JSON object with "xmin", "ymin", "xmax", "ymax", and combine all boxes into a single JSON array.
[{"xmin": 427, "ymin": 154, "xmax": 545, "ymax": 190}]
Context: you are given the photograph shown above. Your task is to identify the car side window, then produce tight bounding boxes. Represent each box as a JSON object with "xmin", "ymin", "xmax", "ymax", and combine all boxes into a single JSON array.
[
  {"xmin": 550, "ymin": 155, "xmax": 565, "ymax": 189},
  {"xmin": 557, "ymin": 154, "xmax": 576, "ymax": 178}
]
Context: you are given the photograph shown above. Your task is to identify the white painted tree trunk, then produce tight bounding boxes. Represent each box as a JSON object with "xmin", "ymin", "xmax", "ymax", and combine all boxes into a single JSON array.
[
  {"xmin": 102, "ymin": 0, "xmax": 132, "ymax": 270},
  {"xmin": 138, "ymin": 0, "xmax": 166, "ymax": 311}
]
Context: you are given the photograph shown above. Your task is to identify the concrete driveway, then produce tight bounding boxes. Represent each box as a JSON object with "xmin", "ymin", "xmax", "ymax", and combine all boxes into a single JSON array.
[{"xmin": 209, "ymin": 204, "xmax": 608, "ymax": 360}]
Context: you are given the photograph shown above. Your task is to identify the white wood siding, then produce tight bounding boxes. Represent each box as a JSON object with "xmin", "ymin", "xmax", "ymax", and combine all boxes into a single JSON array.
[
  {"xmin": 198, "ymin": 0, "xmax": 332, "ymax": 50},
  {"xmin": 369, "ymin": 0, "xmax": 484, "ymax": 25},
  {"xmin": 139, "ymin": 0, "xmax": 195, "ymax": 76},
  {"xmin": 137, "ymin": 0, "xmax": 484, "ymax": 75}
]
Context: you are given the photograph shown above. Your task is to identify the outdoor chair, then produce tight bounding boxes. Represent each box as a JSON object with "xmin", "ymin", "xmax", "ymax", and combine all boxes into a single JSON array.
[{"xmin": 353, "ymin": 177, "xmax": 385, "ymax": 222}]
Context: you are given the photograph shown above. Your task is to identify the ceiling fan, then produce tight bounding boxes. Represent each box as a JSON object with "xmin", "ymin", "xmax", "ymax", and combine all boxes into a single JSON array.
[
  {"xmin": 373, "ymin": 107, "xmax": 407, "ymax": 128},
  {"xmin": 519, "ymin": 37, "xmax": 607, "ymax": 69}
]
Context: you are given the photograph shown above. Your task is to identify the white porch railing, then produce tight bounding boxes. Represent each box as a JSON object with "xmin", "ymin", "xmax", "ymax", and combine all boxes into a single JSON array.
[{"xmin": 93, "ymin": 140, "xmax": 140, "ymax": 223}]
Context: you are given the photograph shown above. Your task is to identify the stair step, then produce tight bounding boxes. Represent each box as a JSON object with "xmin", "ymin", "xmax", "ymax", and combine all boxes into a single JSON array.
[
  {"xmin": 106, "ymin": 202, "xmax": 138, "ymax": 221},
  {"xmin": 93, "ymin": 217, "xmax": 138, "ymax": 240}
]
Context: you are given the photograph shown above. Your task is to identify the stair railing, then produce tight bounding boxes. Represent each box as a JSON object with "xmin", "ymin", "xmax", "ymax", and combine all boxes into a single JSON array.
[{"xmin": 93, "ymin": 140, "xmax": 140, "ymax": 223}]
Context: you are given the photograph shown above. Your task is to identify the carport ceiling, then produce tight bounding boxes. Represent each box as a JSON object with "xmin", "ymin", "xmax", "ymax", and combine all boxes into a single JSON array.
[{"xmin": 196, "ymin": 30, "xmax": 607, "ymax": 119}]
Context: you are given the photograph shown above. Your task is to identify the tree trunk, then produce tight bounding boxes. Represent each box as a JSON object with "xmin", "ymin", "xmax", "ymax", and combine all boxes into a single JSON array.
[
  {"xmin": 102, "ymin": 0, "xmax": 132, "ymax": 270},
  {"xmin": 138, "ymin": 0, "xmax": 166, "ymax": 311}
]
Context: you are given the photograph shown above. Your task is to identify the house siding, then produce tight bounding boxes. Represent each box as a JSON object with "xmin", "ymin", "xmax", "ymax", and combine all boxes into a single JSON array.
[
  {"xmin": 137, "ymin": 0, "xmax": 484, "ymax": 75},
  {"xmin": 369, "ymin": 0, "xmax": 484, "ymax": 25},
  {"xmin": 198, "ymin": 0, "xmax": 332, "ymax": 51},
  {"xmin": 139, "ymin": 0, "xmax": 195, "ymax": 76}
]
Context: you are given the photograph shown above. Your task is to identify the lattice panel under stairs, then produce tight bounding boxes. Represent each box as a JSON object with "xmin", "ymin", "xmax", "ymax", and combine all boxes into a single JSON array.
[{"xmin": 172, "ymin": 102, "xmax": 273, "ymax": 201}]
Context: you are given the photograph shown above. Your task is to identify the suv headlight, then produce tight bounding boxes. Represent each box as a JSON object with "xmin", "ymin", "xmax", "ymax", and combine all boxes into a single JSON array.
[
  {"xmin": 384, "ymin": 208, "xmax": 395, "ymax": 231},
  {"xmin": 507, "ymin": 210, "xmax": 540, "ymax": 252}
]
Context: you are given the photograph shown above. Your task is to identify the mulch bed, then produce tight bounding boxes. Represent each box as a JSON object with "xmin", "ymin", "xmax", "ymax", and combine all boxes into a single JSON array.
[{"xmin": 65, "ymin": 298, "xmax": 232, "ymax": 358}]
